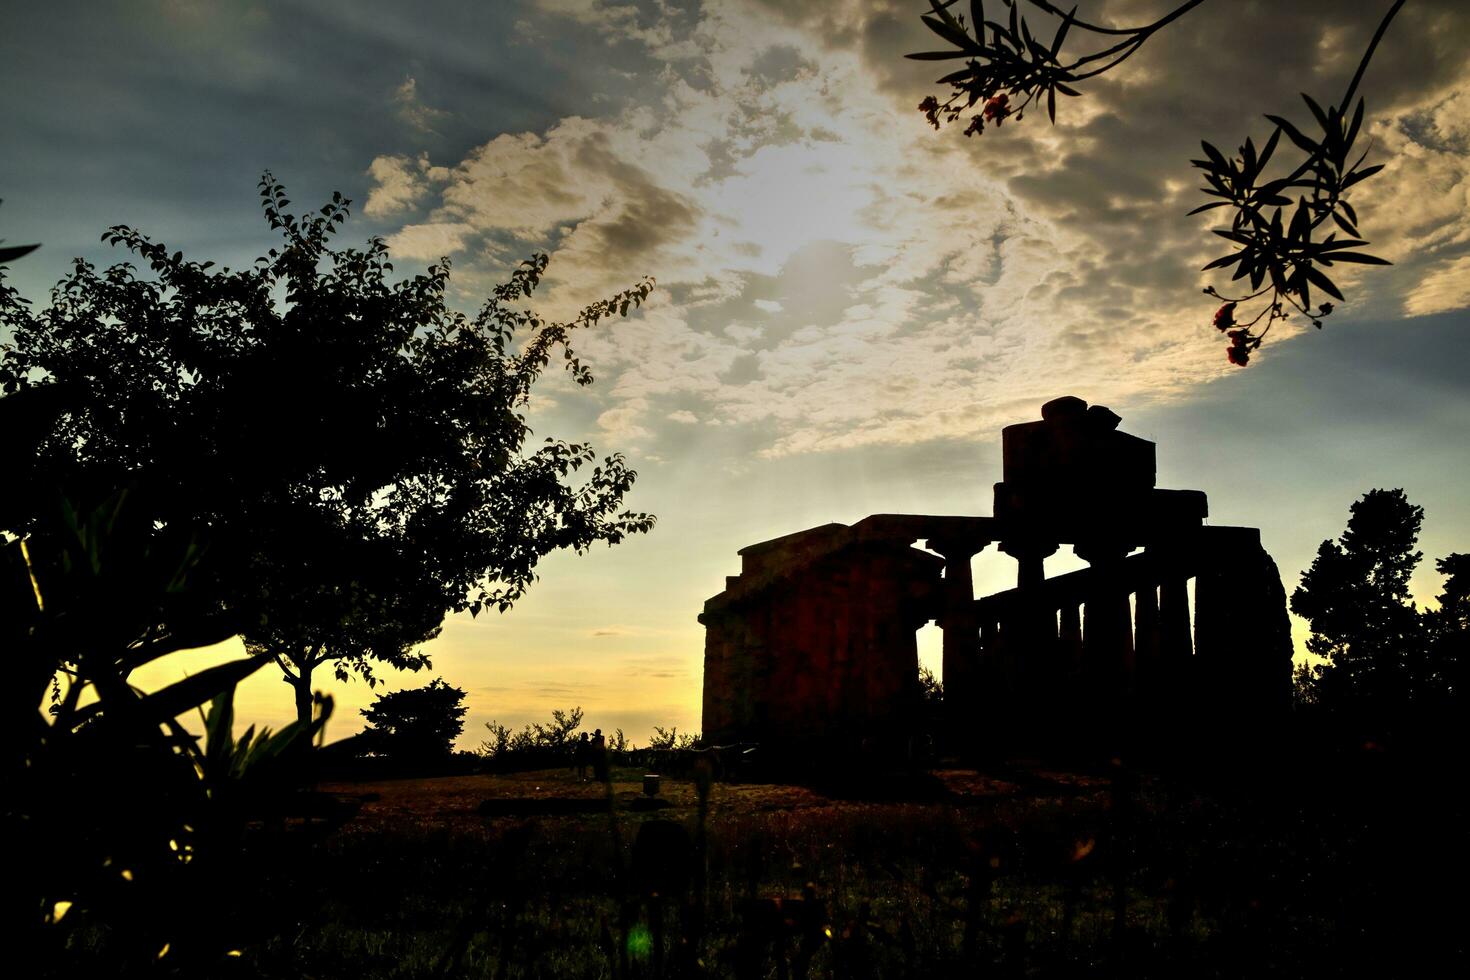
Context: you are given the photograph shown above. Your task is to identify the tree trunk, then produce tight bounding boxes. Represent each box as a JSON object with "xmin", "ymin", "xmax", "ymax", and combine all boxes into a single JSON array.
[{"xmin": 290, "ymin": 659, "xmax": 315, "ymax": 730}]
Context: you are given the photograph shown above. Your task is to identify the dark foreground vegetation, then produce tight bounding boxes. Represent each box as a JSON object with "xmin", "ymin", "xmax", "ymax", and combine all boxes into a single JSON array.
[{"xmin": 45, "ymin": 746, "xmax": 1466, "ymax": 980}]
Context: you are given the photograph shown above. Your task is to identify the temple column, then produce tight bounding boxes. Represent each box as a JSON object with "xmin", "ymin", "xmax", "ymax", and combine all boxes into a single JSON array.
[
  {"xmin": 1059, "ymin": 601, "xmax": 1084, "ymax": 677},
  {"xmin": 1076, "ymin": 541, "xmax": 1135, "ymax": 747},
  {"xmin": 1158, "ymin": 576, "xmax": 1193, "ymax": 669},
  {"xmin": 1133, "ymin": 584, "xmax": 1160, "ymax": 713},
  {"xmin": 1056, "ymin": 600, "xmax": 1084, "ymax": 746},
  {"xmin": 1193, "ymin": 558, "xmax": 1235, "ymax": 735},
  {"xmin": 926, "ymin": 535, "xmax": 991, "ymax": 752},
  {"xmin": 1151, "ymin": 570, "xmax": 1193, "ymax": 748},
  {"xmin": 999, "ymin": 539, "xmax": 1059, "ymax": 746}
]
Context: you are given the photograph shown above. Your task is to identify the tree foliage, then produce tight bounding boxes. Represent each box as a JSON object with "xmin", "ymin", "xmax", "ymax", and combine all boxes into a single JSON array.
[
  {"xmin": 647, "ymin": 726, "xmax": 699, "ymax": 751},
  {"xmin": 481, "ymin": 706, "xmax": 585, "ymax": 758},
  {"xmin": 909, "ymin": 0, "xmax": 1403, "ymax": 365},
  {"xmin": 1422, "ymin": 553, "xmax": 1470, "ymax": 710},
  {"xmin": 0, "ymin": 175, "xmax": 657, "ymax": 724},
  {"xmin": 359, "ymin": 678, "xmax": 468, "ymax": 762},
  {"xmin": 2, "ymin": 484, "xmax": 331, "ymax": 972},
  {"xmin": 1290, "ymin": 489, "xmax": 1424, "ymax": 722}
]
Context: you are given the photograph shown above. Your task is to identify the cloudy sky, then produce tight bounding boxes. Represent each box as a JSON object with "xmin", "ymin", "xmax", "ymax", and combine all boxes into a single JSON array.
[{"xmin": 5, "ymin": 0, "xmax": 1469, "ymax": 747}]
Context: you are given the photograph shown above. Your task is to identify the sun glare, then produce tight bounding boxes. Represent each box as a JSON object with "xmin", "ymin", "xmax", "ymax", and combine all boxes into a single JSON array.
[{"xmin": 707, "ymin": 141, "xmax": 875, "ymax": 275}]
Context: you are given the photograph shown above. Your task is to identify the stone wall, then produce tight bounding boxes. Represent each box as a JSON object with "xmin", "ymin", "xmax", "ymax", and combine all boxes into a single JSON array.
[{"xmin": 700, "ymin": 527, "xmax": 941, "ymax": 745}]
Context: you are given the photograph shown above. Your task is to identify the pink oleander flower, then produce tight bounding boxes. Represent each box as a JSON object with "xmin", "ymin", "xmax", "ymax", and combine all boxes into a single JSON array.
[
  {"xmin": 1213, "ymin": 302, "xmax": 1237, "ymax": 332},
  {"xmin": 983, "ymin": 92, "xmax": 1010, "ymax": 123},
  {"xmin": 918, "ymin": 96, "xmax": 941, "ymax": 130}
]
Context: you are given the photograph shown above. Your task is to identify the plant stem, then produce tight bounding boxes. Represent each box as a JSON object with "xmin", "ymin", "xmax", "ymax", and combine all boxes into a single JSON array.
[
  {"xmin": 1023, "ymin": 0, "xmax": 1208, "ymax": 38},
  {"xmin": 1340, "ymin": 0, "xmax": 1407, "ymax": 111}
]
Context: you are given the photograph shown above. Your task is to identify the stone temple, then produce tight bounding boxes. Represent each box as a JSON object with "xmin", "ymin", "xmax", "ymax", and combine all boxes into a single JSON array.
[{"xmin": 699, "ymin": 396, "xmax": 1293, "ymax": 756}]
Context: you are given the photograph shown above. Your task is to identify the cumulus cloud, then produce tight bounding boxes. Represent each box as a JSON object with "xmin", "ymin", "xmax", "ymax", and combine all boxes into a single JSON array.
[
  {"xmin": 385, "ymin": 221, "xmax": 477, "ymax": 260},
  {"xmin": 367, "ymin": 0, "xmax": 1470, "ymax": 458},
  {"xmin": 1405, "ymin": 256, "xmax": 1470, "ymax": 317},
  {"xmin": 536, "ymin": 0, "xmax": 704, "ymax": 60},
  {"xmin": 363, "ymin": 154, "xmax": 428, "ymax": 217}
]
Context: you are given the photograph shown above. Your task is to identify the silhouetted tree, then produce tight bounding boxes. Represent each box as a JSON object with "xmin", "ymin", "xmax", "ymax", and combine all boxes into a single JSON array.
[
  {"xmin": 1290, "ymin": 488, "xmax": 1424, "ymax": 725},
  {"xmin": 648, "ymin": 726, "xmax": 699, "ymax": 751},
  {"xmin": 481, "ymin": 706, "xmax": 584, "ymax": 758},
  {"xmin": 1422, "ymin": 553, "xmax": 1469, "ymax": 713},
  {"xmin": 359, "ymin": 678, "xmax": 467, "ymax": 762},
  {"xmin": 0, "ymin": 175, "xmax": 656, "ymax": 726},
  {"xmin": 918, "ymin": 664, "xmax": 944, "ymax": 708}
]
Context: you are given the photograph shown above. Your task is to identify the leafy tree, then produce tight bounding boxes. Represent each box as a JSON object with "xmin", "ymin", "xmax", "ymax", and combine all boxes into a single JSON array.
[
  {"xmin": 359, "ymin": 678, "xmax": 468, "ymax": 761},
  {"xmin": 1290, "ymin": 488, "xmax": 1424, "ymax": 723},
  {"xmin": 918, "ymin": 663, "xmax": 944, "ymax": 708},
  {"xmin": 480, "ymin": 705, "xmax": 584, "ymax": 757},
  {"xmin": 0, "ymin": 175, "xmax": 657, "ymax": 726},
  {"xmin": 909, "ymin": 0, "xmax": 1403, "ymax": 364},
  {"xmin": 1422, "ymin": 553, "xmax": 1469, "ymax": 711},
  {"xmin": 647, "ymin": 726, "xmax": 699, "ymax": 751}
]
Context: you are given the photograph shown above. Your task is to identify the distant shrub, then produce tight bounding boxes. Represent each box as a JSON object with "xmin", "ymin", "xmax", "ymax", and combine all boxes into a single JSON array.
[
  {"xmin": 647, "ymin": 726, "xmax": 700, "ymax": 751},
  {"xmin": 480, "ymin": 707, "xmax": 586, "ymax": 770},
  {"xmin": 360, "ymin": 678, "xmax": 468, "ymax": 763}
]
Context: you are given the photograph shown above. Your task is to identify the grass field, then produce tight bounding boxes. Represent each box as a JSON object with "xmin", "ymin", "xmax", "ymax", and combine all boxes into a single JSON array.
[{"xmin": 183, "ymin": 753, "xmax": 1465, "ymax": 979}]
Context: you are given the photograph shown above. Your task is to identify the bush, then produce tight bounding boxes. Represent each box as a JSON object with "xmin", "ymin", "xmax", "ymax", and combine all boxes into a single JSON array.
[
  {"xmin": 360, "ymin": 678, "xmax": 468, "ymax": 763},
  {"xmin": 480, "ymin": 707, "xmax": 586, "ymax": 771}
]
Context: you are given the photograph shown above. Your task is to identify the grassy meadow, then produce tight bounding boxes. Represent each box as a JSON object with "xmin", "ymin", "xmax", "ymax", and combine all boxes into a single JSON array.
[{"xmin": 111, "ymin": 751, "xmax": 1462, "ymax": 979}]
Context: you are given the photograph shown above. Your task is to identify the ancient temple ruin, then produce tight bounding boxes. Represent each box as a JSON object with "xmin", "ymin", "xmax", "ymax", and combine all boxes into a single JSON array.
[{"xmin": 699, "ymin": 396, "xmax": 1293, "ymax": 754}]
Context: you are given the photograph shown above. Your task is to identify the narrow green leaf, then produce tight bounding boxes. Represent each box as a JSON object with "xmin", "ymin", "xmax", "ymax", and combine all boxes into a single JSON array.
[
  {"xmin": 1264, "ymin": 114, "xmax": 1320, "ymax": 155},
  {"xmin": 1341, "ymin": 164, "xmax": 1385, "ymax": 189},
  {"xmin": 1288, "ymin": 199, "xmax": 1310, "ymax": 240},
  {"xmin": 1331, "ymin": 212, "xmax": 1360, "ymax": 237},
  {"xmin": 1301, "ymin": 92, "xmax": 1332, "ymax": 132},
  {"xmin": 936, "ymin": 67, "xmax": 978, "ymax": 84},
  {"xmin": 0, "ymin": 243, "xmax": 40, "ymax": 264},
  {"xmin": 1256, "ymin": 127, "xmax": 1282, "ymax": 174},
  {"xmin": 1303, "ymin": 264, "xmax": 1345, "ymax": 300},
  {"xmin": 1051, "ymin": 5, "xmax": 1076, "ymax": 57},
  {"xmin": 1346, "ymin": 97, "xmax": 1365, "ymax": 151},
  {"xmin": 1200, "ymin": 141, "xmax": 1228, "ymax": 171},
  {"xmin": 1324, "ymin": 252, "xmax": 1391, "ymax": 265},
  {"xmin": 921, "ymin": 14, "xmax": 980, "ymax": 52},
  {"xmin": 75, "ymin": 657, "xmax": 265, "ymax": 728}
]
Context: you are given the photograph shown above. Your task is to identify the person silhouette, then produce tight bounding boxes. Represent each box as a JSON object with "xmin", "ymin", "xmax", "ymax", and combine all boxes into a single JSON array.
[
  {"xmin": 591, "ymin": 728, "xmax": 608, "ymax": 782},
  {"xmin": 574, "ymin": 731, "xmax": 590, "ymax": 780}
]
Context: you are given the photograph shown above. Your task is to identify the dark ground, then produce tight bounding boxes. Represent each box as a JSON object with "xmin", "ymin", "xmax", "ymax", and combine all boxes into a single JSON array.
[{"xmin": 162, "ymin": 749, "xmax": 1470, "ymax": 979}]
